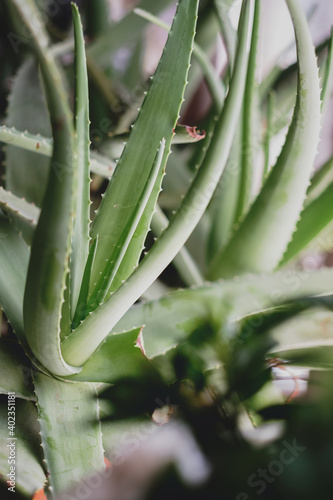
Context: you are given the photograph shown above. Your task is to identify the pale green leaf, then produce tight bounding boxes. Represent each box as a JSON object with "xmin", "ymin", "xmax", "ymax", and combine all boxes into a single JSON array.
[
  {"xmin": 208, "ymin": 0, "xmax": 322, "ymax": 279},
  {"xmin": 61, "ymin": 0, "xmax": 253, "ymax": 367},
  {"xmin": 33, "ymin": 373, "xmax": 104, "ymax": 495},
  {"xmin": 70, "ymin": 4, "xmax": 91, "ymax": 318}
]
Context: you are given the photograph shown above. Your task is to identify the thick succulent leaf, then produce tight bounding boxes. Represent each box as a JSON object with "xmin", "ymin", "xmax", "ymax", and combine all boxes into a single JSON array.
[
  {"xmin": 88, "ymin": 139, "xmax": 166, "ymax": 308},
  {"xmin": 206, "ymin": 125, "xmax": 242, "ymax": 261},
  {"xmin": 0, "ymin": 339, "xmax": 34, "ymax": 400},
  {"xmin": 70, "ymin": 5, "xmax": 91, "ymax": 318},
  {"xmin": 307, "ymin": 155, "xmax": 333, "ymax": 204},
  {"xmin": 0, "ymin": 214, "xmax": 29, "ymax": 340},
  {"xmin": 10, "ymin": 0, "xmax": 77, "ymax": 376},
  {"xmin": 279, "ymin": 182, "xmax": 333, "ymax": 265},
  {"xmin": 63, "ymin": 327, "xmax": 153, "ymax": 383},
  {"xmin": 235, "ymin": 0, "xmax": 261, "ymax": 220},
  {"xmin": 33, "ymin": 373, "xmax": 104, "ymax": 495},
  {"xmin": 5, "ymin": 58, "xmax": 51, "ymax": 207},
  {"xmin": 113, "ymin": 268, "xmax": 333, "ymax": 359},
  {"xmin": 133, "ymin": 7, "xmax": 225, "ymax": 109},
  {"xmin": 64, "ymin": 270, "xmax": 333, "ymax": 383},
  {"xmin": 208, "ymin": 0, "xmax": 322, "ymax": 279},
  {"xmin": 88, "ymin": 0, "xmax": 199, "ymax": 300},
  {"xmin": 0, "ymin": 399, "xmax": 46, "ymax": 496},
  {"xmin": 0, "ymin": 125, "xmax": 115, "ymax": 180},
  {"xmin": 321, "ymin": 29, "xmax": 333, "ymax": 115},
  {"xmin": 151, "ymin": 206, "xmax": 204, "ymax": 286},
  {"xmin": 214, "ymin": 0, "xmax": 237, "ymax": 71},
  {"xmin": 0, "ymin": 187, "xmax": 39, "ymax": 246},
  {"xmin": 183, "ymin": 8, "xmax": 221, "ymax": 108},
  {"xmin": 72, "ymin": 237, "xmax": 98, "ymax": 330},
  {"xmin": 61, "ymin": 0, "xmax": 254, "ymax": 367}
]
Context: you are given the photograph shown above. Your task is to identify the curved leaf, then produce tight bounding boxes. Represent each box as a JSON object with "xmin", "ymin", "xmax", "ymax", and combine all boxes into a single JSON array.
[
  {"xmin": 10, "ymin": 0, "xmax": 77, "ymax": 376},
  {"xmin": 61, "ymin": 0, "xmax": 254, "ymax": 367},
  {"xmin": 33, "ymin": 373, "xmax": 104, "ymax": 495},
  {"xmin": 88, "ymin": 0, "xmax": 199, "ymax": 300},
  {"xmin": 208, "ymin": 0, "xmax": 322, "ymax": 279}
]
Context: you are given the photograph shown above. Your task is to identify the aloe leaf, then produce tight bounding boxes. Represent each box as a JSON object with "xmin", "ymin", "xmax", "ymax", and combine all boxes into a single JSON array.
[
  {"xmin": 214, "ymin": 0, "xmax": 237, "ymax": 72},
  {"xmin": 206, "ymin": 124, "xmax": 242, "ymax": 261},
  {"xmin": 0, "ymin": 214, "xmax": 29, "ymax": 341},
  {"xmin": 151, "ymin": 206, "xmax": 204, "ymax": 286},
  {"xmin": 0, "ymin": 125, "xmax": 115, "ymax": 178},
  {"xmin": 235, "ymin": 0, "xmax": 260, "ymax": 220},
  {"xmin": 5, "ymin": 58, "xmax": 51, "ymax": 207},
  {"xmin": 72, "ymin": 237, "xmax": 98, "ymax": 330},
  {"xmin": 320, "ymin": 28, "xmax": 333, "ymax": 115},
  {"xmin": 306, "ymin": 155, "xmax": 333, "ymax": 204},
  {"xmin": 103, "ymin": 268, "xmax": 333, "ymax": 360},
  {"xmin": 88, "ymin": 0, "xmax": 199, "ymax": 301},
  {"xmin": 65, "ymin": 267, "xmax": 333, "ymax": 382},
  {"xmin": 61, "ymin": 0, "xmax": 254, "ymax": 367},
  {"xmin": 0, "ymin": 187, "xmax": 39, "ymax": 246},
  {"xmin": 70, "ymin": 4, "xmax": 91, "ymax": 318},
  {"xmin": 208, "ymin": 0, "xmax": 322, "ymax": 279},
  {"xmin": 262, "ymin": 90, "xmax": 275, "ymax": 177},
  {"xmin": 0, "ymin": 125, "xmax": 53, "ymax": 156},
  {"xmin": 64, "ymin": 327, "xmax": 153, "ymax": 383},
  {"xmin": 33, "ymin": 373, "xmax": 104, "ymax": 495},
  {"xmin": 279, "ymin": 181, "xmax": 333, "ymax": 265},
  {"xmin": 0, "ymin": 339, "xmax": 34, "ymax": 400},
  {"xmin": 10, "ymin": 0, "xmax": 77, "ymax": 377},
  {"xmin": 0, "ymin": 215, "xmax": 52, "ymax": 375},
  {"xmin": 133, "ymin": 7, "xmax": 225, "ymax": 110},
  {"xmin": 0, "ymin": 399, "xmax": 46, "ymax": 496},
  {"xmin": 88, "ymin": 139, "xmax": 165, "ymax": 306},
  {"xmin": 183, "ymin": 8, "xmax": 221, "ymax": 109}
]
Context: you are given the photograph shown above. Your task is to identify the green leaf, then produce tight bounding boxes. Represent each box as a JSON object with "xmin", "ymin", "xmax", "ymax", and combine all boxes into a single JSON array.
[
  {"xmin": 0, "ymin": 214, "xmax": 29, "ymax": 342},
  {"xmin": 88, "ymin": 0, "xmax": 199, "ymax": 300},
  {"xmin": 0, "ymin": 339, "xmax": 34, "ymax": 400},
  {"xmin": 214, "ymin": 0, "xmax": 237, "ymax": 72},
  {"xmin": 133, "ymin": 7, "xmax": 225, "ymax": 110},
  {"xmin": 151, "ymin": 206, "xmax": 204, "ymax": 286},
  {"xmin": 0, "ymin": 399, "xmax": 46, "ymax": 496},
  {"xmin": 5, "ymin": 58, "xmax": 51, "ymax": 207},
  {"xmin": 206, "ymin": 125, "xmax": 242, "ymax": 261},
  {"xmin": 112, "ymin": 268, "xmax": 333, "ymax": 360},
  {"xmin": 306, "ymin": 155, "xmax": 333, "ymax": 204},
  {"xmin": 0, "ymin": 187, "xmax": 39, "ymax": 246},
  {"xmin": 33, "ymin": 372, "xmax": 104, "ymax": 495},
  {"xmin": 70, "ymin": 4, "xmax": 91, "ymax": 319},
  {"xmin": 88, "ymin": 139, "xmax": 166, "ymax": 309},
  {"xmin": 321, "ymin": 28, "xmax": 333, "ymax": 115},
  {"xmin": 61, "ymin": 0, "xmax": 253, "ymax": 367},
  {"xmin": 0, "ymin": 125, "xmax": 116, "ymax": 179},
  {"xmin": 10, "ymin": 0, "xmax": 78, "ymax": 376},
  {"xmin": 235, "ymin": 0, "xmax": 261, "ymax": 220},
  {"xmin": 208, "ymin": 0, "xmax": 322, "ymax": 279},
  {"xmin": 279, "ymin": 181, "xmax": 333, "ymax": 265},
  {"xmin": 71, "ymin": 236, "xmax": 98, "ymax": 330},
  {"xmin": 64, "ymin": 327, "xmax": 153, "ymax": 383}
]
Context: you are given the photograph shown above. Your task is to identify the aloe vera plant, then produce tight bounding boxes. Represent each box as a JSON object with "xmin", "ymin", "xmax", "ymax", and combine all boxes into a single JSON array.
[{"xmin": 0, "ymin": 0, "xmax": 333, "ymax": 498}]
